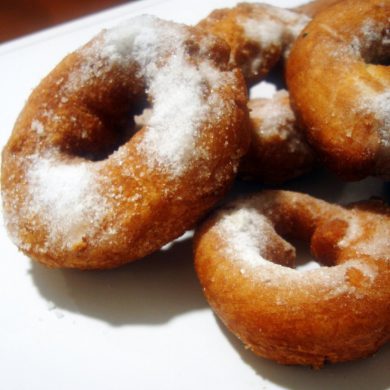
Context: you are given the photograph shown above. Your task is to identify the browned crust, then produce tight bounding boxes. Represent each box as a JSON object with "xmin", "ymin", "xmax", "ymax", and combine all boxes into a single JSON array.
[
  {"xmin": 1, "ymin": 22, "xmax": 250, "ymax": 269},
  {"xmin": 239, "ymin": 93, "xmax": 316, "ymax": 183},
  {"xmin": 286, "ymin": 0, "xmax": 390, "ymax": 180},
  {"xmin": 294, "ymin": 0, "xmax": 346, "ymax": 17},
  {"xmin": 197, "ymin": 3, "xmax": 288, "ymax": 84},
  {"xmin": 194, "ymin": 190, "xmax": 390, "ymax": 367}
]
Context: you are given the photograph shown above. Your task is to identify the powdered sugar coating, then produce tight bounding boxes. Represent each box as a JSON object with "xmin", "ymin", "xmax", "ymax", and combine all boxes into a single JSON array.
[
  {"xmin": 352, "ymin": 18, "xmax": 390, "ymax": 174},
  {"xmin": 239, "ymin": 90, "xmax": 316, "ymax": 183},
  {"xmin": 338, "ymin": 215, "xmax": 363, "ymax": 248},
  {"xmin": 339, "ymin": 208, "xmax": 390, "ymax": 260},
  {"xmin": 287, "ymin": 2, "xmax": 390, "ymax": 180},
  {"xmin": 101, "ymin": 17, "xmax": 230, "ymax": 175},
  {"xmin": 354, "ymin": 19, "xmax": 389, "ymax": 59},
  {"xmin": 31, "ymin": 119, "xmax": 44, "ymax": 135},
  {"xmin": 198, "ymin": 3, "xmax": 309, "ymax": 82},
  {"xmin": 360, "ymin": 90, "xmax": 390, "ymax": 174},
  {"xmin": 241, "ymin": 17, "xmax": 285, "ymax": 49},
  {"xmin": 196, "ymin": 189, "xmax": 390, "ymax": 367},
  {"xmin": 253, "ymin": 92, "xmax": 293, "ymax": 139},
  {"xmin": 62, "ymin": 15, "xmax": 231, "ymax": 176},
  {"xmin": 213, "ymin": 193, "xmax": 382, "ymax": 298},
  {"xmin": 239, "ymin": 4, "xmax": 310, "ymax": 62},
  {"xmin": 250, "ymin": 90, "xmax": 310, "ymax": 154},
  {"xmin": 27, "ymin": 154, "xmax": 108, "ymax": 249},
  {"xmin": 347, "ymin": 19, "xmax": 390, "ymax": 143}
]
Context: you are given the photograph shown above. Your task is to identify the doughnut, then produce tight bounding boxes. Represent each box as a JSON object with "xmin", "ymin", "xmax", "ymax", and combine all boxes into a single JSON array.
[
  {"xmin": 194, "ymin": 190, "xmax": 390, "ymax": 367},
  {"xmin": 197, "ymin": 3, "xmax": 310, "ymax": 84},
  {"xmin": 287, "ymin": 0, "xmax": 390, "ymax": 180},
  {"xmin": 239, "ymin": 90, "xmax": 316, "ymax": 183},
  {"xmin": 294, "ymin": 0, "xmax": 346, "ymax": 18},
  {"xmin": 198, "ymin": 4, "xmax": 314, "ymax": 182},
  {"xmin": 1, "ymin": 16, "xmax": 250, "ymax": 269}
]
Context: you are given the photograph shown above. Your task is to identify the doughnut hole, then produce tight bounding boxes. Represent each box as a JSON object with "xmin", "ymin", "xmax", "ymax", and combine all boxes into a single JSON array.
[
  {"xmin": 285, "ymin": 239, "xmax": 320, "ymax": 270},
  {"xmin": 47, "ymin": 33, "xmax": 233, "ymax": 162},
  {"xmin": 59, "ymin": 96, "xmax": 150, "ymax": 162},
  {"xmin": 53, "ymin": 61, "xmax": 149, "ymax": 161},
  {"xmin": 7, "ymin": 55, "xmax": 150, "ymax": 162},
  {"xmin": 360, "ymin": 25, "xmax": 390, "ymax": 66},
  {"xmin": 259, "ymin": 229, "xmax": 296, "ymax": 268},
  {"xmin": 265, "ymin": 218, "xmax": 347, "ymax": 271},
  {"xmin": 253, "ymin": 196, "xmax": 350, "ymax": 270}
]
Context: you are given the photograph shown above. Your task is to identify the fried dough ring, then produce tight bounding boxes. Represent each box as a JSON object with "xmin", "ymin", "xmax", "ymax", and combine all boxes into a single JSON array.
[
  {"xmin": 287, "ymin": 0, "xmax": 390, "ymax": 180},
  {"xmin": 1, "ymin": 16, "xmax": 249, "ymax": 269},
  {"xmin": 198, "ymin": 3, "xmax": 314, "ymax": 182},
  {"xmin": 239, "ymin": 90, "xmax": 316, "ymax": 183},
  {"xmin": 197, "ymin": 2, "xmax": 309, "ymax": 84},
  {"xmin": 194, "ymin": 190, "xmax": 390, "ymax": 367}
]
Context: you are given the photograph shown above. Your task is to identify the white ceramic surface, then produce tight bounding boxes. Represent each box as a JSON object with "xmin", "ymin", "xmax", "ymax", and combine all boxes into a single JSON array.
[{"xmin": 1, "ymin": 1, "xmax": 389, "ymax": 389}]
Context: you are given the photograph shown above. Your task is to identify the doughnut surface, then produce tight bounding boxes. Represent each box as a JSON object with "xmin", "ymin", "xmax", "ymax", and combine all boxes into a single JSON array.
[
  {"xmin": 194, "ymin": 190, "xmax": 390, "ymax": 367},
  {"xmin": 294, "ymin": 0, "xmax": 345, "ymax": 17},
  {"xmin": 1, "ymin": 16, "xmax": 249, "ymax": 269},
  {"xmin": 239, "ymin": 90, "xmax": 316, "ymax": 183},
  {"xmin": 287, "ymin": 0, "xmax": 390, "ymax": 180},
  {"xmin": 198, "ymin": 2, "xmax": 309, "ymax": 84}
]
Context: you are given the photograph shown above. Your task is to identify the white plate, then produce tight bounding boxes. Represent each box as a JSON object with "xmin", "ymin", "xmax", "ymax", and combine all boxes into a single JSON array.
[{"xmin": 0, "ymin": 1, "xmax": 389, "ymax": 389}]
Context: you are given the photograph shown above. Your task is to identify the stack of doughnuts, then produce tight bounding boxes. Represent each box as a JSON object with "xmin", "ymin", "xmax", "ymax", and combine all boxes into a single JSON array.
[
  {"xmin": 1, "ymin": 0, "xmax": 389, "ymax": 368},
  {"xmin": 198, "ymin": 2, "xmax": 317, "ymax": 182}
]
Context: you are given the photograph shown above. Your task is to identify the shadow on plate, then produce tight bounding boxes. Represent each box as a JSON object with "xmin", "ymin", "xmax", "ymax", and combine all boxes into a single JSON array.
[
  {"xmin": 215, "ymin": 316, "xmax": 390, "ymax": 390},
  {"xmin": 382, "ymin": 181, "xmax": 390, "ymax": 203},
  {"xmin": 29, "ymin": 169, "xmax": 388, "ymax": 330},
  {"xmin": 231, "ymin": 167, "xmax": 387, "ymax": 205},
  {"xmin": 30, "ymin": 233, "xmax": 208, "ymax": 326},
  {"xmin": 225, "ymin": 167, "xmax": 345, "ymax": 205}
]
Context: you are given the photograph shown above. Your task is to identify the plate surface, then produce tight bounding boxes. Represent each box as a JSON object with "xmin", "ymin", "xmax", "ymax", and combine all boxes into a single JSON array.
[{"xmin": 1, "ymin": 1, "xmax": 389, "ymax": 389}]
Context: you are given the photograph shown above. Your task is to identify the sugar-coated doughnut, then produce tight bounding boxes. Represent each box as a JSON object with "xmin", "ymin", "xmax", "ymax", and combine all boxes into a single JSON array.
[
  {"xmin": 194, "ymin": 190, "xmax": 390, "ymax": 367},
  {"xmin": 198, "ymin": 4, "xmax": 314, "ymax": 182},
  {"xmin": 239, "ymin": 90, "xmax": 316, "ymax": 183},
  {"xmin": 287, "ymin": 0, "xmax": 390, "ymax": 180},
  {"xmin": 197, "ymin": 3, "xmax": 309, "ymax": 84},
  {"xmin": 1, "ymin": 16, "xmax": 249, "ymax": 269}
]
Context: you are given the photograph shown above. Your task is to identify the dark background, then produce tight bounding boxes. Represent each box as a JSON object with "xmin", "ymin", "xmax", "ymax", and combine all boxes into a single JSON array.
[{"xmin": 1, "ymin": 0, "xmax": 131, "ymax": 42}]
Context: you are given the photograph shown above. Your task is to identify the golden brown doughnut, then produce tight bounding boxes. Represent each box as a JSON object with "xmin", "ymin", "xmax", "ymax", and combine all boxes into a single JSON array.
[
  {"xmin": 197, "ymin": 2, "xmax": 310, "ymax": 84},
  {"xmin": 287, "ymin": 0, "xmax": 390, "ymax": 180},
  {"xmin": 198, "ymin": 4, "xmax": 314, "ymax": 182},
  {"xmin": 194, "ymin": 190, "xmax": 390, "ymax": 367},
  {"xmin": 1, "ymin": 16, "xmax": 250, "ymax": 269},
  {"xmin": 239, "ymin": 90, "xmax": 316, "ymax": 183}
]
